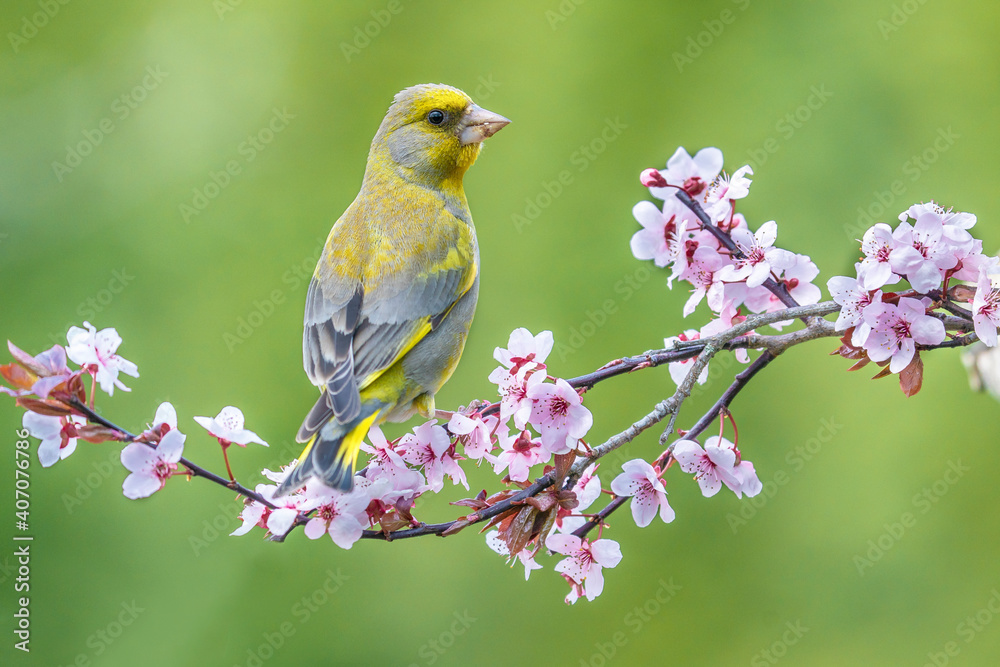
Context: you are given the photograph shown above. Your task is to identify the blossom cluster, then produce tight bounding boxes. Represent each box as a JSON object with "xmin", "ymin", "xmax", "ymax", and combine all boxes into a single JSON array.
[
  {"xmin": 631, "ymin": 147, "xmax": 821, "ymax": 387},
  {"xmin": 828, "ymin": 202, "xmax": 997, "ymax": 382},
  {"xmin": 8, "ymin": 145, "xmax": 989, "ymax": 608}
]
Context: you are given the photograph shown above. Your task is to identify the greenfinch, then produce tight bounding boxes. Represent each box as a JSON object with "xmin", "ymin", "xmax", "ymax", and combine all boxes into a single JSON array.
[{"xmin": 275, "ymin": 83, "xmax": 509, "ymax": 496}]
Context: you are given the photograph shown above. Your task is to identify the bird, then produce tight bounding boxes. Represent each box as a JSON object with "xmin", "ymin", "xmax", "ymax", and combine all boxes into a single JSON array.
[{"xmin": 274, "ymin": 83, "xmax": 509, "ymax": 497}]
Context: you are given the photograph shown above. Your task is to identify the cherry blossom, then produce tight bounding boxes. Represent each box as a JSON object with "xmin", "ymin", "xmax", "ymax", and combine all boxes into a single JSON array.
[
  {"xmin": 303, "ymin": 482, "xmax": 371, "ymax": 549},
  {"xmin": 360, "ymin": 426, "xmax": 410, "ymax": 481},
  {"xmin": 1, "ymin": 343, "xmax": 75, "ymax": 399},
  {"xmin": 862, "ymin": 297, "xmax": 946, "ymax": 373},
  {"xmin": 888, "ymin": 214, "xmax": 958, "ymax": 292},
  {"xmin": 493, "ymin": 327, "xmax": 553, "ymax": 374},
  {"xmin": 557, "ymin": 462, "xmax": 602, "ymax": 534},
  {"xmin": 546, "ymin": 534, "xmax": 623, "ymax": 603},
  {"xmin": 486, "ymin": 531, "xmax": 543, "ymax": 580},
  {"xmin": 610, "ymin": 459, "xmax": 675, "ymax": 527},
  {"xmin": 22, "ymin": 411, "xmax": 85, "ymax": 467},
  {"xmin": 859, "ymin": 224, "xmax": 899, "ymax": 290},
  {"xmin": 630, "ymin": 199, "xmax": 693, "ymax": 276},
  {"xmin": 672, "ymin": 436, "xmax": 761, "ymax": 498},
  {"xmin": 65, "ymin": 322, "xmax": 139, "ymax": 395},
  {"xmin": 121, "ymin": 429, "xmax": 185, "ymax": 499},
  {"xmin": 665, "ymin": 330, "xmax": 708, "ymax": 387},
  {"xmin": 716, "ymin": 220, "xmax": 779, "ymax": 288},
  {"xmin": 194, "ymin": 406, "xmax": 268, "ymax": 447},
  {"xmin": 447, "ymin": 412, "xmax": 496, "ymax": 461},
  {"xmin": 704, "ymin": 165, "xmax": 753, "ymax": 220},
  {"xmin": 679, "ymin": 244, "xmax": 729, "ymax": 317},
  {"xmin": 972, "ymin": 266, "xmax": 1000, "ymax": 347},
  {"xmin": 828, "ymin": 270, "xmax": 880, "ymax": 332},
  {"xmin": 492, "ymin": 430, "xmax": 549, "ymax": 482},
  {"xmin": 526, "ymin": 378, "xmax": 593, "ymax": 455},
  {"xmin": 399, "ymin": 420, "xmax": 467, "ymax": 492},
  {"xmin": 489, "ymin": 364, "xmax": 545, "ymax": 429},
  {"xmin": 647, "ymin": 146, "xmax": 724, "ymax": 201}
]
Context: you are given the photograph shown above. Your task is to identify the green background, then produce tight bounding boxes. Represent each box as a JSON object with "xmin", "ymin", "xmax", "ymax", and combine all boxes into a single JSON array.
[{"xmin": 2, "ymin": 1, "xmax": 999, "ymax": 665}]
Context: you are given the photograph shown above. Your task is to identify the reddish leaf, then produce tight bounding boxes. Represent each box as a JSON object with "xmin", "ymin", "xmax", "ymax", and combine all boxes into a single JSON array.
[
  {"xmin": 441, "ymin": 518, "xmax": 472, "ymax": 536},
  {"xmin": 949, "ymin": 284, "xmax": 976, "ymax": 303},
  {"xmin": 16, "ymin": 397, "xmax": 72, "ymax": 416},
  {"xmin": 77, "ymin": 424, "xmax": 120, "ymax": 444},
  {"xmin": 503, "ymin": 505, "xmax": 538, "ymax": 556},
  {"xmin": 899, "ymin": 354, "xmax": 924, "ymax": 397},
  {"xmin": 871, "ymin": 364, "xmax": 893, "ymax": 380},
  {"xmin": 0, "ymin": 362, "xmax": 36, "ymax": 391},
  {"xmin": 552, "ymin": 452, "xmax": 575, "ymax": 484},
  {"xmin": 450, "ymin": 489, "xmax": 488, "ymax": 510}
]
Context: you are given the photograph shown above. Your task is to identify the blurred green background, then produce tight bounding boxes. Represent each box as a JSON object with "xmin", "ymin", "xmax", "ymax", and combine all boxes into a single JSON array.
[{"xmin": 2, "ymin": 1, "xmax": 999, "ymax": 665}]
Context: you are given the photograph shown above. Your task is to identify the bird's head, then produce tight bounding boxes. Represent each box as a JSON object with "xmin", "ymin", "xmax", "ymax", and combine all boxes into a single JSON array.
[{"xmin": 370, "ymin": 83, "xmax": 510, "ymax": 189}]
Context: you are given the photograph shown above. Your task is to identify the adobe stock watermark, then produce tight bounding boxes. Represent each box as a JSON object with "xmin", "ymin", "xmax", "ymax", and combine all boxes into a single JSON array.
[
  {"xmin": 406, "ymin": 610, "xmax": 477, "ymax": 667},
  {"xmin": 578, "ymin": 578, "xmax": 682, "ymax": 667},
  {"xmin": 213, "ymin": 0, "xmax": 246, "ymax": 20},
  {"xmin": 51, "ymin": 66, "xmax": 168, "ymax": 182},
  {"xmin": 843, "ymin": 126, "xmax": 959, "ymax": 241},
  {"xmin": 179, "ymin": 107, "xmax": 295, "ymax": 223},
  {"xmin": 545, "ymin": 0, "xmax": 586, "ymax": 30},
  {"xmin": 877, "ymin": 0, "xmax": 932, "ymax": 40},
  {"xmin": 8, "ymin": 0, "xmax": 73, "ymax": 54},
  {"xmin": 46, "ymin": 267, "xmax": 136, "ymax": 348},
  {"xmin": 744, "ymin": 85, "xmax": 834, "ymax": 171},
  {"xmin": 673, "ymin": 0, "xmax": 752, "ymax": 73},
  {"xmin": 57, "ymin": 600, "xmax": 145, "ymax": 667},
  {"xmin": 233, "ymin": 569, "xmax": 350, "ymax": 667},
  {"xmin": 222, "ymin": 236, "xmax": 325, "ymax": 352},
  {"xmin": 340, "ymin": 0, "xmax": 409, "ymax": 63},
  {"xmin": 725, "ymin": 416, "xmax": 842, "ymax": 534},
  {"xmin": 923, "ymin": 588, "xmax": 1000, "ymax": 667},
  {"xmin": 511, "ymin": 116, "xmax": 628, "ymax": 233},
  {"xmin": 750, "ymin": 620, "xmax": 809, "ymax": 666},
  {"xmin": 552, "ymin": 265, "xmax": 653, "ymax": 362},
  {"xmin": 853, "ymin": 459, "xmax": 969, "ymax": 576},
  {"xmin": 60, "ymin": 448, "xmax": 121, "ymax": 514}
]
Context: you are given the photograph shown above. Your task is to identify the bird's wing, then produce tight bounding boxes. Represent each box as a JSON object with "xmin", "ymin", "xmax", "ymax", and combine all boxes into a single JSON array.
[{"xmin": 300, "ymin": 206, "xmax": 477, "ymax": 437}]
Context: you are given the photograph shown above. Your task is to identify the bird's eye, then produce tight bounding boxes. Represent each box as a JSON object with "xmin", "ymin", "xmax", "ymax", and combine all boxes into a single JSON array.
[{"xmin": 427, "ymin": 109, "xmax": 446, "ymax": 126}]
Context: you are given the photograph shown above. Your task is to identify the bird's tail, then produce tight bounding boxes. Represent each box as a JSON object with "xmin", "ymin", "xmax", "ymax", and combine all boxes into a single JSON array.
[{"xmin": 274, "ymin": 402, "xmax": 383, "ymax": 497}]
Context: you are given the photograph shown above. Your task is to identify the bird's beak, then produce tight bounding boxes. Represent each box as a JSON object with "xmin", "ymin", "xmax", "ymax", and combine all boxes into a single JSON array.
[{"xmin": 458, "ymin": 104, "xmax": 511, "ymax": 145}]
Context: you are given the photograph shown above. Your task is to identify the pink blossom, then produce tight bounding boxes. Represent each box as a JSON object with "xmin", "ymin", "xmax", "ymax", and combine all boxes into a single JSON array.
[
  {"xmin": 704, "ymin": 165, "xmax": 753, "ymax": 221},
  {"xmin": 65, "ymin": 322, "xmax": 139, "ymax": 395},
  {"xmin": 194, "ymin": 406, "xmax": 268, "ymax": 447},
  {"xmin": 1, "ymin": 343, "xmax": 74, "ymax": 399},
  {"xmin": 492, "ymin": 430, "xmax": 549, "ymax": 482},
  {"xmin": 647, "ymin": 146, "xmax": 724, "ymax": 201},
  {"xmin": 679, "ymin": 245, "xmax": 729, "ymax": 316},
  {"xmin": 489, "ymin": 364, "xmax": 545, "ymax": 429},
  {"xmin": 610, "ymin": 459, "xmax": 675, "ymax": 527},
  {"xmin": 358, "ymin": 467, "xmax": 426, "ymax": 508},
  {"xmin": 859, "ymin": 224, "xmax": 899, "ymax": 290},
  {"xmin": 557, "ymin": 463, "xmax": 602, "ymax": 534},
  {"xmin": 231, "ymin": 464, "xmax": 302, "ymax": 537},
  {"xmin": 888, "ymin": 214, "xmax": 958, "ymax": 292},
  {"xmin": 973, "ymin": 266, "xmax": 1000, "ymax": 347},
  {"xmin": 486, "ymin": 531, "xmax": 543, "ymax": 580},
  {"xmin": 121, "ymin": 429, "xmax": 185, "ymax": 499},
  {"xmin": 744, "ymin": 252, "xmax": 820, "ymax": 329},
  {"xmin": 862, "ymin": 297, "xmax": 946, "ymax": 372},
  {"xmin": 672, "ymin": 436, "xmax": 761, "ymax": 498},
  {"xmin": 360, "ymin": 426, "xmax": 410, "ymax": 482},
  {"xmin": 526, "ymin": 378, "xmax": 593, "ymax": 455},
  {"xmin": 448, "ymin": 412, "xmax": 496, "ymax": 460},
  {"xmin": 546, "ymin": 534, "xmax": 623, "ymax": 603},
  {"xmin": 716, "ymin": 220, "xmax": 779, "ymax": 288},
  {"xmin": 22, "ymin": 411, "xmax": 85, "ymax": 467},
  {"xmin": 630, "ymin": 199, "xmax": 692, "ymax": 274},
  {"xmin": 493, "ymin": 328, "xmax": 553, "ymax": 373},
  {"xmin": 302, "ymin": 482, "xmax": 371, "ymax": 549},
  {"xmin": 828, "ymin": 271, "xmax": 878, "ymax": 331},
  {"xmin": 665, "ymin": 330, "xmax": 707, "ymax": 387},
  {"xmin": 399, "ymin": 420, "xmax": 467, "ymax": 492}
]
